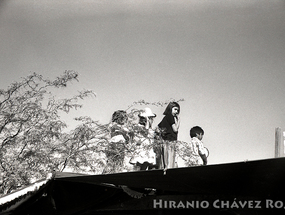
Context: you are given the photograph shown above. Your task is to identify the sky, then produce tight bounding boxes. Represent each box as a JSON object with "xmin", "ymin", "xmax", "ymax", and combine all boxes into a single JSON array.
[{"xmin": 0, "ymin": 0, "xmax": 285, "ymax": 165}]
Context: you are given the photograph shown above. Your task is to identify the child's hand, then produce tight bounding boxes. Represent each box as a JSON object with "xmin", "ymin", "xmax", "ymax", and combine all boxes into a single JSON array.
[
  {"xmin": 200, "ymin": 154, "xmax": 207, "ymax": 165},
  {"xmin": 174, "ymin": 116, "xmax": 180, "ymax": 131}
]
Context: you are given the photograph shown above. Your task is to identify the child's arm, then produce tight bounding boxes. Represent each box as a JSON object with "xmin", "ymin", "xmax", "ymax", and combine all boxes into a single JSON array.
[
  {"xmin": 199, "ymin": 153, "xmax": 207, "ymax": 165},
  {"xmin": 197, "ymin": 141, "xmax": 208, "ymax": 165},
  {"xmin": 172, "ymin": 116, "xmax": 180, "ymax": 133}
]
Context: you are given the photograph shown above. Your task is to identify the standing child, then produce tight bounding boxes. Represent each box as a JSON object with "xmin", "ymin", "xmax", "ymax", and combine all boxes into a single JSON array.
[
  {"xmin": 104, "ymin": 110, "xmax": 133, "ymax": 173},
  {"xmin": 156, "ymin": 102, "xmax": 180, "ymax": 169},
  {"xmin": 129, "ymin": 107, "xmax": 157, "ymax": 171},
  {"xmin": 188, "ymin": 126, "xmax": 209, "ymax": 166}
]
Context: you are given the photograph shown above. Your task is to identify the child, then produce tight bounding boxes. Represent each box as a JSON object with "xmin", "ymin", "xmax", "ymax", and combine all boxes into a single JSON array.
[
  {"xmin": 156, "ymin": 102, "xmax": 180, "ymax": 169},
  {"xmin": 158, "ymin": 102, "xmax": 180, "ymax": 141},
  {"xmin": 189, "ymin": 126, "xmax": 209, "ymax": 166},
  {"xmin": 104, "ymin": 110, "xmax": 133, "ymax": 173},
  {"xmin": 129, "ymin": 107, "xmax": 158, "ymax": 171}
]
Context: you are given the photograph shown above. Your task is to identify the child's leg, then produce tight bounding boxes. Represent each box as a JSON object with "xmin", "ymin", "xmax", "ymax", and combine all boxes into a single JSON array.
[{"xmin": 167, "ymin": 142, "xmax": 176, "ymax": 168}]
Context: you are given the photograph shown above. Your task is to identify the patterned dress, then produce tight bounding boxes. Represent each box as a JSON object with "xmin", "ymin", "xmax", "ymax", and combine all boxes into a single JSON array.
[{"xmin": 128, "ymin": 126, "xmax": 156, "ymax": 171}]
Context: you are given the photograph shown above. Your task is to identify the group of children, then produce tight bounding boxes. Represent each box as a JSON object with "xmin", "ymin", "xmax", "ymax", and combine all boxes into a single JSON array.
[{"xmin": 104, "ymin": 102, "xmax": 209, "ymax": 173}]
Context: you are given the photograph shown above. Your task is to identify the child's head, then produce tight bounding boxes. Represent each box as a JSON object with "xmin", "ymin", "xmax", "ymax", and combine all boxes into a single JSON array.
[
  {"xmin": 163, "ymin": 102, "xmax": 180, "ymax": 116},
  {"xmin": 190, "ymin": 126, "xmax": 204, "ymax": 140},
  {"xmin": 112, "ymin": 110, "xmax": 128, "ymax": 125},
  {"xmin": 138, "ymin": 107, "xmax": 156, "ymax": 126}
]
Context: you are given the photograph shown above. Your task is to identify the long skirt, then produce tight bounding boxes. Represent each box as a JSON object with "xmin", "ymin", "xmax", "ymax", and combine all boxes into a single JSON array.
[{"xmin": 155, "ymin": 141, "xmax": 176, "ymax": 169}]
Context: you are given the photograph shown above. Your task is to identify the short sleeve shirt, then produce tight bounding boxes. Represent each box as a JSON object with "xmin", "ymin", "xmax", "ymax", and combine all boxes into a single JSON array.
[
  {"xmin": 158, "ymin": 114, "xmax": 177, "ymax": 141},
  {"xmin": 191, "ymin": 137, "xmax": 207, "ymax": 156}
]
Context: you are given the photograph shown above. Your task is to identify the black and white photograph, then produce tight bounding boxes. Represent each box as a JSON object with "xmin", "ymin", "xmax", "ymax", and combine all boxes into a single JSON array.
[{"xmin": 0, "ymin": 0, "xmax": 285, "ymax": 214}]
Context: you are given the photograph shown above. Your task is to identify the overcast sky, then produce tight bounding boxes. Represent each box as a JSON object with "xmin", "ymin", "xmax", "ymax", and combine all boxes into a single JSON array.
[{"xmin": 1, "ymin": 0, "xmax": 285, "ymax": 165}]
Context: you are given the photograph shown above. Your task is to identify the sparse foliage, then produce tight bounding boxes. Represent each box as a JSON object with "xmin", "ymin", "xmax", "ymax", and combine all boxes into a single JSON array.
[
  {"xmin": 0, "ymin": 71, "xmax": 95, "ymax": 195},
  {"xmin": 0, "ymin": 72, "xmax": 191, "ymax": 196},
  {"xmin": 126, "ymin": 98, "xmax": 184, "ymax": 110}
]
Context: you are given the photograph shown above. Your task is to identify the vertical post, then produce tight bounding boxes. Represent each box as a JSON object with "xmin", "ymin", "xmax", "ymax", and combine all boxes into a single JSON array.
[
  {"xmin": 283, "ymin": 131, "xmax": 285, "ymax": 157},
  {"xmin": 275, "ymin": 127, "xmax": 284, "ymax": 158}
]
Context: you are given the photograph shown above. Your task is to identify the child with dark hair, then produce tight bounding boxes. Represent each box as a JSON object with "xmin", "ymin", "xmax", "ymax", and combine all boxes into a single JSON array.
[
  {"xmin": 156, "ymin": 102, "xmax": 180, "ymax": 169},
  {"xmin": 104, "ymin": 110, "xmax": 133, "ymax": 173},
  {"xmin": 189, "ymin": 126, "xmax": 209, "ymax": 166},
  {"xmin": 158, "ymin": 102, "xmax": 180, "ymax": 141},
  {"xmin": 110, "ymin": 110, "xmax": 131, "ymax": 143}
]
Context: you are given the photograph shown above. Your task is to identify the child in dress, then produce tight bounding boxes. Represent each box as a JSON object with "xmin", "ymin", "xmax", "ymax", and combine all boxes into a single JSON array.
[{"xmin": 129, "ymin": 107, "xmax": 157, "ymax": 171}]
